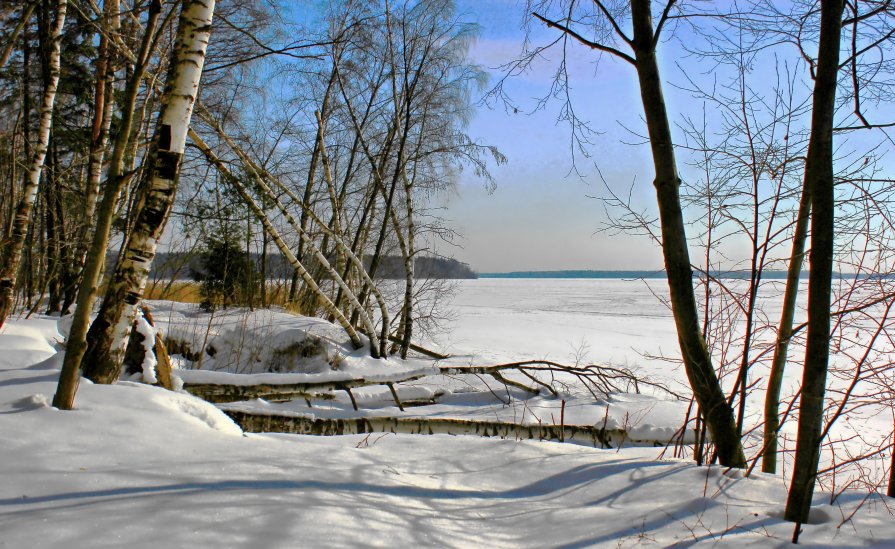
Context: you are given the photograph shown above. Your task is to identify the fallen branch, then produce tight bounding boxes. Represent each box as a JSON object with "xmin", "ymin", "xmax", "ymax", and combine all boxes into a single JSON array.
[
  {"xmin": 386, "ymin": 335, "xmax": 450, "ymax": 359},
  {"xmin": 490, "ymin": 372, "xmax": 539, "ymax": 395},
  {"xmin": 182, "ymin": 360, "xmax": 680, "ymax": 403}
]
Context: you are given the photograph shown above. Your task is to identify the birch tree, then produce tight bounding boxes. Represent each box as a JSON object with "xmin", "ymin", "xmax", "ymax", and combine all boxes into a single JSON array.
[
  {"xmin": 53, "ymin": 0, "xmax": 166, "ymax": 409},
  {"xmin": 0, "ymin": 0, "xmax": 65, "ymax": 328},
  {"xmin": 76, "ymin": 0, "xmax": 215, "ymax": 386}
]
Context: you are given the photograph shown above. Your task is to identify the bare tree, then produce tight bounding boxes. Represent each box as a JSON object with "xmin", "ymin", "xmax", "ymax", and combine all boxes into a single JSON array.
[{"xmin": 509, "ymin": 0, "xmax": 747, "ymax": 467}]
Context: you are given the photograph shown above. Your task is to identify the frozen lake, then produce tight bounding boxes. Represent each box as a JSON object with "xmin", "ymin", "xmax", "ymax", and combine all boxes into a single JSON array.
[
  {"xmin": 437, "ymin": 278, "xmax": 795, "ymax": 388},
  {"xmin": 437, "ymin": 277, "xmax": 894, "ymax": 485}
]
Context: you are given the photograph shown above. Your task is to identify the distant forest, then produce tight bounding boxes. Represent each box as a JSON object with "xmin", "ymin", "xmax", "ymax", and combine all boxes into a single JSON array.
[{"xmin": 151, "ymin": 253, "xmax": 477, "ymax": 281}]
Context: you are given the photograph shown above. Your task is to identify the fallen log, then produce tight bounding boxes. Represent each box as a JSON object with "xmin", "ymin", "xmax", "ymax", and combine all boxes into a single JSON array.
[
  {"xmin": 187, "ymin": 384, "xmax": 336, "ymax": 404},
  {"xmin": 182, "ymin": 360, "xmax": 679, "ymax": 404},
  {"xmin": 222, "ymin": 409, "xmax": 678, "ymax": 449},
  {"xmin": 185, "ymin": 380, "xmax": 390, "ymax": 404}
]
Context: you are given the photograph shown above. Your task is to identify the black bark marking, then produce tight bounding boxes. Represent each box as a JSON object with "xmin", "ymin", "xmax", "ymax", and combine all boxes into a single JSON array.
[
  {"xmin": 141, "ymin": 205, "xmax": 167, "ymax": 233},
  {"xmin": 158, "ymin": 124, "xmax": 172, "ymax": 150},
  {"xmin": 154, "ymin": 150, "xmax": 181, "ymax": 181}
]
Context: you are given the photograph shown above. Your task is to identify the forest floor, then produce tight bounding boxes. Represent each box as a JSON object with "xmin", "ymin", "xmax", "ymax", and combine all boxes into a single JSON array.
[{"xmin": 2, "ymin": 303, "xmax": 895, "ymax": 547}]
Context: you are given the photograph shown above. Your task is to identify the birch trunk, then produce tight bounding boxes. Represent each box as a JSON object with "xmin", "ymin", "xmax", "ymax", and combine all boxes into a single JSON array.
[
  {"xmin": 399, "ymin": 106, "xmax": 431, "ymax": 359},
  {"xmin": 80, "ymin": 0, "xmax": 215, "ymax": 385},
  {"xmin": 332, "ymin": 134, "xmax": 394, "ymax": 326},
  {"xmin": 0, "ymin": 0, "xmax": 66, "ymax": 328},
  {"xmin": 315, "ymin": 110, "xmax": 345, "ymax": 280},
  {"xmin": 294, "ymin": 70, "xmax": 337, "ymax": 312},
  {"xmin": 53, "ymin": 1, "xmax": 164, "ymax": 407},
  {"xmin": 400, "ymin": 170, "xmax": 415, "ymax": 359},
  {"xmin": 310, "ymin": 111, "xmax": 391, "ymax": 355}
]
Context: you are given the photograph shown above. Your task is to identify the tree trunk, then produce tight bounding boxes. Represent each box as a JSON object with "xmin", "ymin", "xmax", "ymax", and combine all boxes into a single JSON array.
[
  {"xmin": 260, "ymin": 224, "xmax": 268, "ymax": 307},
  {"xmin": 79, "ymin": 0, "xmax": 215, "ymax": 385},
  {"xmin": 630, "ymin": 0, "xmax": 745, "ymax": 468},
  {"xmin": 889, "ymin": 421, "xmax": 895, "ymax": 498},
  {"xmin": 763, "ymin": 188, "xmax": 811, "ymax": 473},
  {"xmin": 399, "ymin": 105, "xmax": 431, "ymax": 359},
  {"xmin": 61, "ymin": 0, "xmax": 119, "ymax": 313},
  {"xmin": 43, "ymin": 136, "xmax": 62, "ymax": 313},
  {"xmin": 0, "ymin": 0, "xmax": 66, "ymax": 328},
  {"xmin": 399, "ymin": 188, "xmax": 414, "ymax": 359},
  {"xmin": 0, "ymin": 1, "xmax": 37, "ymax": 70},
  {"xmin": 54, "ymin": 1, "xmax": 164, "ymax": 409},
  {"xmin": 784, "ymin": 0, "xmax": 844, "ymax": 525},
  {"xmin": 295, "ymin": 70, "xmax": 337, "ymax": 313}
]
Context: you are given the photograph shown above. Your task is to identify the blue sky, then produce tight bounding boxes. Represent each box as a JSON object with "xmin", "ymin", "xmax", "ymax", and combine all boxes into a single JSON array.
[
  {"xmin": 438, "ymin": 0, "xmax": 673, "ymax": 272},
  {"xmin": 294, "ymin": 1, "xmax": 894, "ymax": 273}
]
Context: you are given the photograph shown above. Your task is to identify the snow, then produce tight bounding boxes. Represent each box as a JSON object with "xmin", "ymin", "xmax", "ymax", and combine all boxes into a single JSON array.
[
  {"xmin": 2, "ymin": 281, "xmax": 895, "ymax": 547},
  {"xmin": 133, "ymin": 310, "xmax": 158, "ymax": 384},
  {"xmin": 439, "ymin": 279, "xmax": 895, "ymax": 484}
]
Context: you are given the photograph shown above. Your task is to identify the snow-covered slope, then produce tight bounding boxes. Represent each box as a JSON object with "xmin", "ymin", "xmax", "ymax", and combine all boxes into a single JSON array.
[{"xmin": 1, "ymin": 316, "xmax": 893, "ymax": 547}]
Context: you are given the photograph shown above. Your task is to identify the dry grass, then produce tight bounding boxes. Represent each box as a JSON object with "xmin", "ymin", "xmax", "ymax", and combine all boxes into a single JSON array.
[
  {"xmin": 144, "ymin": 281, "xmax": 204, "ymax": 303},
  {"xmin": 143, "ymin": 279, "xmax": 304, "ymax": 311}
]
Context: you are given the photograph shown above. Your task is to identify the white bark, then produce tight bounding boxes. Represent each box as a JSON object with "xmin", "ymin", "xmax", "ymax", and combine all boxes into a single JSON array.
[
  {"xmin": 223, "ymin": 411, "xmax": 680, "ymax": 449},
  {"xmin": 81, "ymin": 0, "xmax": 215, "ymax": 383},
  {"xmin": 187, "ymin": 128, "xmax": 367, "ymax": 351},
  {"xmin": 400, "ymin": 170, "xmax": 415, "ymax": 358},
  {"xmin": 0, "ymin": 0, "xmax": 66, "ymax": 327}
]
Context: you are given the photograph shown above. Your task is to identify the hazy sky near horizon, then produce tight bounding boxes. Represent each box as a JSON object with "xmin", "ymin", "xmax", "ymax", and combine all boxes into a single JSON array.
[{"xmin": 436, "ymin": 0, "xmax": 677, "ymax": 272}]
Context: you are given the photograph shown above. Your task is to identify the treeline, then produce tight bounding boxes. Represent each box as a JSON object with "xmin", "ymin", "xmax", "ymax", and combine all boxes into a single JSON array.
[{"xmin": 151, "ymin": 253, "xmax": 476, "ymax": 280}]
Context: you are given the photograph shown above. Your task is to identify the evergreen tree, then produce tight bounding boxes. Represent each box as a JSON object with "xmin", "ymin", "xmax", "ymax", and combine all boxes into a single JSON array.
[{"xmin": 192, "ymin": 231, "xmax": 257, "ymax": 311}]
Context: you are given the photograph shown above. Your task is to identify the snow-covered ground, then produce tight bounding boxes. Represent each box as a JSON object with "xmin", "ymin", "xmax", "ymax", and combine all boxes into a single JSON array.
[{"xmin": 2, "ymin": 279, "xmax": 895, "ymax": 547}]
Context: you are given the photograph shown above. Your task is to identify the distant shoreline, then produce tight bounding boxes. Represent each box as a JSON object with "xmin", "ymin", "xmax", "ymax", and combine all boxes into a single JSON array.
[
  {"xmin": 477, "ymin": 270, "xmax": 874, "ymax": 280},
  {"xmin": 479, "ymin": 270, "xmax": 667, "ymax": 279}
]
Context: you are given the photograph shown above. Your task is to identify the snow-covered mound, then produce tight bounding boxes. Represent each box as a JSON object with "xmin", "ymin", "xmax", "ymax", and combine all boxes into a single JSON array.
[
  {"xmin": 1, "ymin": 316, "xmax": 894, "ymax": 547},
  {"xmin": 137, "ymin": 301, "xmax": 440, "ymax": 389},
  {"xmin": 146, "ymin": 301, "xmax": 357, "ymax": 374}
]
